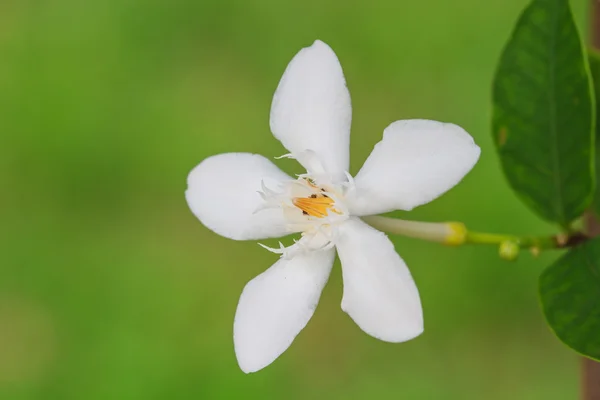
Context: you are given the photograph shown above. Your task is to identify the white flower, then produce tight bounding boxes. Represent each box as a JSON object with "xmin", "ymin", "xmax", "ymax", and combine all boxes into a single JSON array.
[{"xmin": 185, "ymin": 40, "xmax": 480, "ymax": 373}]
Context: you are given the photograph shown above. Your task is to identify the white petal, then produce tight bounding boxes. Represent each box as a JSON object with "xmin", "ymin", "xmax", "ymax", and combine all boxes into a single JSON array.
[
  {"xmin": 234, "ymin": 248, "xmax": 335, "ymax": 373},
  {"xmin": 346, "ymin": 119, "xmax": 480, "ymax": 215},
  {"xmin": 335, "ymin": 218, "xmax": 423, "ymax": 342},
  {"xmin": 185, "ymin": 153, "xmax": 293, "ymax": 240},
  {"xmin": 270, "ymin": 40, "xmax": 351, "ymax": 179}
]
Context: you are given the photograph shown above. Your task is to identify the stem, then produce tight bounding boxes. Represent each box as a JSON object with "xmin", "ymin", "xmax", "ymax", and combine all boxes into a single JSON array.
[
  {"xmin": 583, "ymin": 212, "xmax": 600, "ymax": 399},
  {"xmin": 582, "ymin": 350, "xmax": 600, "ymax": 400},
  {"xmin": 362, "ymin": 215, "xmax": 584, "ymax": 250},
  {"xmin": 584, "ymin": 1, "xmax": 600, "ymax": 398},
  {"xmin": 465, "ymin": 231, "xmax": 557, "ymax": 249},
  {"xmin": 361, "ymin": 215, "xmax": 461, "ymax": 243}
]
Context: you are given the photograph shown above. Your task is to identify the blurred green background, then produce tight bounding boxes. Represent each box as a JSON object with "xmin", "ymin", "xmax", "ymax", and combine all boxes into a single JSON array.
[{"xmin": 0, "ymin": 0, "xmax": 590, "ymax": 398}]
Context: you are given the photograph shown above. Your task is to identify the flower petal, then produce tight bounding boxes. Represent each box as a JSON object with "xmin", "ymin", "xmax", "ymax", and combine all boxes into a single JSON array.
[
  {"xmin": 335, "ymin": 217, "xmax": 423, "ymax": 342},
  {"xmin": 346, "ymin": 119, "xmax": 480, "ymax": 215},
  {"xmin": 185, "ymin": 153, "xmax": 293, "ymax": 240},
  {"xmin": 234, "ymin": 248, "xmax": 335, "ymax": 373},
  {"xmin": 270, "ymin": 40, "xmax": 352, "ymax": 179}
]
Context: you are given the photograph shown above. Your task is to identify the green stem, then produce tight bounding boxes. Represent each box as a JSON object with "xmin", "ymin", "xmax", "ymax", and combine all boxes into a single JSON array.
[
  {"xmin": 465, "ymin": 231, "xmax": 558, "ymax": 249},
  {"xmin": 362, "ymin": 215, "xmax": 586, "ymax": 258}
]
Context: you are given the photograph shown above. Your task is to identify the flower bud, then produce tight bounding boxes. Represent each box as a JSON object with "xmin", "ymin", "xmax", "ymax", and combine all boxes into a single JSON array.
[{"xmin": 499, "ymin": 240, "xmax": 519, "ymax": 261}]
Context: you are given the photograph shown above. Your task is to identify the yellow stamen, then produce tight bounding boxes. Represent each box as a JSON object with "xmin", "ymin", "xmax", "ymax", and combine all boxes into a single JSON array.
[{"xmin": 293, "ymin": 194, "xmax": 340, "ymax": 218}]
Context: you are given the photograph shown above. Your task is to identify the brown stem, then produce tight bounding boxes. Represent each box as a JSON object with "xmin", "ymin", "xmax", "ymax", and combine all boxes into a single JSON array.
[
  {"xmin": 582, "ymin": 355, "xmax": 600, "ymax": 400},
  {"xmin": 582, "ymin": 212, "xmax": 600, "ymax": 400},
  {"xmin": 592, "ymin": 0, "xmax": 600, "ymax": 49},
  {"xmin": 586, "ymin": 2, "xmax": 600, "ymax": 399}
]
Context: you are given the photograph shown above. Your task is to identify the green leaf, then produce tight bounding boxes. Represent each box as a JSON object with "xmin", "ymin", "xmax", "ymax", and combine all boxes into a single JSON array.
[
  {"xmin": 589, "ymin": 51, "xmax": 600, "ymax": 216},
  {"xmin": 539, "ymin": 237, "xmax": 600, "ymax": 361},
  {"xmin": 492, "ymin": 0, "xmax": 594, "ymax": 227}
]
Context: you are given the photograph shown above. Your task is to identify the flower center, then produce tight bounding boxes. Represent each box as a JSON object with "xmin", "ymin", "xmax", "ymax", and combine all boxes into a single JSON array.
[
  {"xmin": 256, "ymin": 152, "xmax": 355, "ymax": 258},
  {"xmin": 292, "ymin": 193, "xmax": 342, "ymax": 218}
]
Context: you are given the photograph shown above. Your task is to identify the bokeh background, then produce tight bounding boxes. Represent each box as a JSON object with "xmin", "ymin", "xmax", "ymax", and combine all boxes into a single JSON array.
[{"xmin": 0, "ymin": 0, "xmax": 590, "ymax": 398}]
